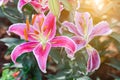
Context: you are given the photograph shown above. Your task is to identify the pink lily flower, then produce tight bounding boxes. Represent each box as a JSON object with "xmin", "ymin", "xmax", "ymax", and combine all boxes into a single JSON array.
[
  {"xmin": 18, "ymin": 0, "xmax": 48, "ymax": 13},
  {"xmin": 62, "ymin": 11, "xmax": 112, "ymax": 72},
  {"xmin": 7, "ymin": 12, "xmax": 76, "ymax": 73},
  {"xmin": 17, "ymin": 0, "xmax": 79, "ymax": 13}
]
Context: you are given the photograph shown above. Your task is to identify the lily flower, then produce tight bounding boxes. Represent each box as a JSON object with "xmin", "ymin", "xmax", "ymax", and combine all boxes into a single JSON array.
[
  {"xmin": 7, "ymin": 12, "xmax": 76, "ymax": 73},
  {"xmin": 18, "ymin": 0, "xmax": 48, "ymax": 13},
  {"xmin": 62, "ymin": 11, "xmax": 112, "ymax": 72},
  {"xmin": 17, "ymin": 0, "xmax": 80, "ymax": 13}
]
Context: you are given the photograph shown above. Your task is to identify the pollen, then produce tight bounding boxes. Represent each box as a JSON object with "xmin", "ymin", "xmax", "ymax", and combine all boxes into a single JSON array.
[
  {"xmin": 43, "ymin": 26, "xmax": 47, "ymax": 32},
  {"xmin": 39, "ymin": 17, "xmax": 44, "ymax": 27},
  {"xmin": 34, "ymin": 30, "xmax": 39, "ymax": 34}
]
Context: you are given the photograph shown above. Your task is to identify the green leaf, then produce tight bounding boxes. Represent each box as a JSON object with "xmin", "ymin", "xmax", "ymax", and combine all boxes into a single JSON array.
[
  {"xmin": 107, "ymin": 58, "xmax": 120, "ymax": 70},
  {"xmin": 75, "ymin": 49, "xmax": 88, "ymax": 75},
  {"xmin": 1, "ymin": 6, "xmax": 24, "ymax": 23},
  {"xmin": 48, "ymin": 0, "xmax": 60, "ymax": 17},
  {"xmin": 0, "ymin": 69, "xmax": 14, "ymax": 80},
  {"xmin": 32, "ymin": 67, "xmax": 42, "ymax": 80},
  {"xmin": 0, "ymin": 8, "xmax": 5, "ymax": 17},
  {"xmin": 50, "ymin": 48, "xmax": 62, "ymax": 64},
  {"xmin": 0, "ymin": 38, "xmax": 24, "ymax": 47},
  {"xmin": 76, "ymin": 76, "xmax": 92, "ymax": 80},
  {"xmin": 60, "ymin": 0, "xmax": 72, "ymax": 11},
  {"xmin": 5, "ymin": 45, "xmax": 16, "ymax": 55},
  {"xmin": 47, "ymin": 69, "xmax": 71, "ymax": 80}
]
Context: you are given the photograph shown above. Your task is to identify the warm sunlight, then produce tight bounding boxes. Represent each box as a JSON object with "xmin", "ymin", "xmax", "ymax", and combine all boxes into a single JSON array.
[{"xmin": 94, "ymin": 0, "xmax": 104, "ymax": 11}]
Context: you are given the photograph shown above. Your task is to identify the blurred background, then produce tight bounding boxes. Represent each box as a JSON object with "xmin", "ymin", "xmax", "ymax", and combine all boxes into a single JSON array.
[{"xmin": 0, "ymin": 0, "xmax": 120, "ymax": 80}]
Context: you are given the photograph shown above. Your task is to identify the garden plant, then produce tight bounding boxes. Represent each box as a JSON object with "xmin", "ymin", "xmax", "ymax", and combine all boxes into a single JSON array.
[{"xmin": 0, "ymin": 0, "xmax": 120, "ymax": 80}]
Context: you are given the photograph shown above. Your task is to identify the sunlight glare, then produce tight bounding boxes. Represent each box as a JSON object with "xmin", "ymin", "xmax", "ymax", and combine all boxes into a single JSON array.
[{"xmin": 94, "ymin": 0, "xmax": 104, "ymax": 11}]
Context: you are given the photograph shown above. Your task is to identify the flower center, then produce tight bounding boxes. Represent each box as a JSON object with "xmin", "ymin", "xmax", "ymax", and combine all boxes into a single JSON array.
[
  {"xmin": 38, "ymin": 33, "xmax": 47, "ymax": 44},
  {"xmin": 23, "ymin": 14, "xmax": 51, "ymax": 49}
]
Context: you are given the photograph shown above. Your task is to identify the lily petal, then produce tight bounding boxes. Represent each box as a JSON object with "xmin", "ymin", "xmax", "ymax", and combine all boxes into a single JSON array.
[
  {"xmin": 72, "ymin": 36, "xmax": 86, "ymax": 51},
  {"xmin": 42, "ymin": 12, "xmax": 56, "ymax": 40},
  {"xmin": 84, "ymin": 12, "xmax": 93, "ymax": 36},
  {"xmin": 74, "ymin": 11, "xmax": 84, "ymax": 35},
  {"xmin": 30, "ymin": 0, "xmax": 48, "ymax": 13},
  {"xmin": 51, "ymin": 36, "xmax": 76, "ymax": 58},
  {"xmin": 62, "ymin": 21, "xmax": 80, "ymax": 35},
  {"xmin": 18, "ymin": 0, "xmax": 29, "ymax": 13},
  {"xmin": 74, "ymin": 12, "xmax": 93, "ymax": 36},
  {"xmin": 30, "ymin": 1, "xmax": 43, "ymax": 13},
  {"xmin": 11, "ymin": 42, "xmax": 38, "ymax": 63},
  {"xmin": 86, "ymin": 45, "xmax": 100, "ymax": 72},
  {"xmin": 7, "ymin": 23, "xmax": 26, "ymax": 37},
  {"xmin": 65, "ymin": 36, "xmax": 86, "ymax": 58},
  {"xmin": 90, "ymin": 21, "xmax": 112, "ymax": 40},
  {"xmin": 7, "ymin": 23, "xmax": 35, "ymax": 41},
  {"xmin": 33, "ymin": 42, "xmax": 51, "ymax": 73},
  {"xmin": 32, "ymin": 13, "xmax": 45, "ymax": 30}
]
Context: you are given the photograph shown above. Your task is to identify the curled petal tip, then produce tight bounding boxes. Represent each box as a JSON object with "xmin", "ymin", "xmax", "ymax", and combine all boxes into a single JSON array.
[
  {"xmin": 11, "ymin": 52, "xmax": 17, "ymax": 64},
  {"xmin": 11, "ymin": 56, "xmax": 18, "ymax": 64},
  {"xmin": 65, "ymin": 48, "xmax": 76, "ymax": 59},
  {"xmin": 42, "ymin": 70, "xmax": 47, "ymax": 73},
  {"xmin": 6, "ymin": 31, "xmax": 11, "ymax": 36},
  {"xmin": 67, "ymin": 54, "xmax": 75, "ymax": 60}
]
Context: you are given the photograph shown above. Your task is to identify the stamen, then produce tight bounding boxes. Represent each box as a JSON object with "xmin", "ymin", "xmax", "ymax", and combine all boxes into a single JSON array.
[
  {"xmin": 39, "ymin": 17, "xmax": 44, "ymax": 27},
  {"xmin": 32, "ymin": 15, "xmax": 37, "ymax": 25},
  {"xmin": 24, "ymin": 28, "xmax": 28, "ymax": 41},
  {"xmin": 26, "ymin": 19, "xmax": 30, "ymax": 31},
  {"xmin": 43, "ymin": 26, "xmax": 47, "ymax": 32},
  {"xmin": 38, "ymin": 17, "xmax": 44, "ymax": 32},
  {"xmin": 34, "ymin": 30, "xmax": 39, "ymax": 34}
]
